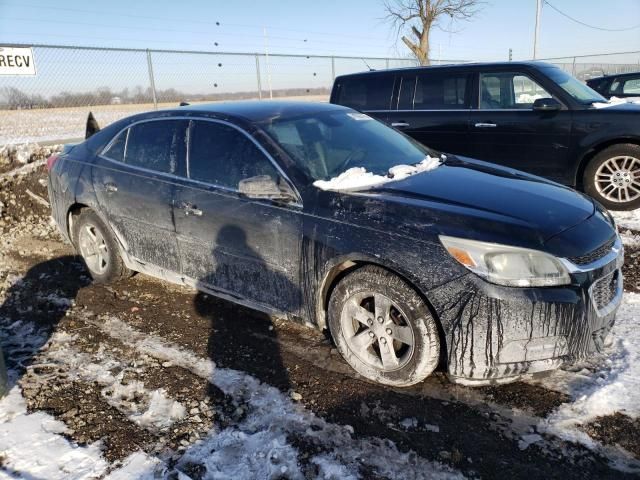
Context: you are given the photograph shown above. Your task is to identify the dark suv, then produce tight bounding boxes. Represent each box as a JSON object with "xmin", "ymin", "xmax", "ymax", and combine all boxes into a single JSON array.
[{"xmin": 330, "ymin": 62, "xmax": 640, "ymax": 210}]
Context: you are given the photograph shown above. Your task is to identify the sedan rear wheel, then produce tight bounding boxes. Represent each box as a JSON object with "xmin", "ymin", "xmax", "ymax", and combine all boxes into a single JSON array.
[
  {"xmin": 328, "ymin": 265, "xmax": 440, "ymax": 387},
  {"xmin": 584, "ymin": 144, "xmax": 640, "ymax": 211},
  {"xmin": 72, "ymin": 209, "xmax": 130, "ymax": 284}
]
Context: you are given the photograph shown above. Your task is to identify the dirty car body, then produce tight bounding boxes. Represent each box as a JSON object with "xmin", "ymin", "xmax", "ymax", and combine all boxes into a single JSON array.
[{"xmin": 47, "ymin": 101, "xmax": 624, "ymax": 385}]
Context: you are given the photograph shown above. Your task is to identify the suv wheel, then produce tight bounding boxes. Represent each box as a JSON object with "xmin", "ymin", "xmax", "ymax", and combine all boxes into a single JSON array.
[
  {"xmin": 328, "ymin": 265, "xmax": 440, "ymax": 387},
  {"xmin": 584, "ymin": 144, "xmax": 640, "ymax": 211},
  {"xmin": 72, "ymin": 209, "xmax": 130, "ymax": 283}
]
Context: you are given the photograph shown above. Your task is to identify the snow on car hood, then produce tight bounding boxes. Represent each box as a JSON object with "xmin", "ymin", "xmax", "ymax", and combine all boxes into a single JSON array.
[
  {"xmin": 313, "ymin": 155, "xmax": 443, "ymax": 191},
  {"xmin": 592, "ymin": 96, "xmax": 640, "ymax": 108}
]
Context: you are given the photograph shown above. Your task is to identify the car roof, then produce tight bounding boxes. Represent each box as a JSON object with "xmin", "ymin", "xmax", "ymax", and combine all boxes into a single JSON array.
[
  {"xmin": 175, "ymin": 100, "xmax": 349, "ymax": 122},
  {"xmin": 335, "ymin": 61, "xmax": 558, "ymax": 78},
  {"xmin": 587, "ymin": 71, "xmax": 640, "ymax": 81}
]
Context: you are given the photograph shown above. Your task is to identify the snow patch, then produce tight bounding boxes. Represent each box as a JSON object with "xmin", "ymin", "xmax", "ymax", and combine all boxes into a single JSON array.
[
  {"xmin": 37, "ymin": 330, "xmax": 187, "ymax": 430},
  {"xmin": 0, "ymin": 386, "xmax": 108, "ymax": 479},
  {"xmin": 613, "ymin": 210, "xmax": 640, "ymax": 233},
  {"xmin": 105, "ymin": 451, "xmax": 167, "ymax": 480},
  {"xmin": 93, "ymin": 315, "xmax": 464, "ymax": 479},
  {"xmin": 620, "ymin": 229, "xmax": 640, "ymax": 248},
  {"xmin": 518, "ymin": 433, "xmax": 543, "ymax": 450},
  {"xmin": 313, "ymin": 155, "xmax": 442, "ymax": 191},
  {"xmin": 535, "ymin": 293, "xmax": 640, "ymax": 457},
  {"xmin": 592, "ymin": 96, "xmax": 640, "ymax": 108}
]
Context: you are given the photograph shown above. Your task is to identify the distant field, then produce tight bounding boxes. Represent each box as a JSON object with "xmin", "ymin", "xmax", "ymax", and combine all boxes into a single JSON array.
[{"xmin": 0, "ymin": 95, "xmax": 328, "ymax": 145}]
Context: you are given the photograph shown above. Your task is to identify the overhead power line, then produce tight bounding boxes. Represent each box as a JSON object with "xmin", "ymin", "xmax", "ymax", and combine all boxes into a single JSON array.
[{"xmin": 544, "ymin": 0, "xmax": 640, "ymax": 32}]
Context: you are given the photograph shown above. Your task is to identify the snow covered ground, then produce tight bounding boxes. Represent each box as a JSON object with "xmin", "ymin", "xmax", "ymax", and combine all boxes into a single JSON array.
[
  {"xmin": 614, "ymin": 210, "xmax": 640, "ymax": 232},
  {"xmin": 0, "ymin": 310, "xmax": 463, "ymax": 479}
]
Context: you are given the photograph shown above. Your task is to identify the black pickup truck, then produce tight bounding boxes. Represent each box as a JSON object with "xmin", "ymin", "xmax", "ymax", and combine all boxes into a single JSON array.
[{"xmin": 330, "ymin": 62, "xmax": 640, "ymax": 210}]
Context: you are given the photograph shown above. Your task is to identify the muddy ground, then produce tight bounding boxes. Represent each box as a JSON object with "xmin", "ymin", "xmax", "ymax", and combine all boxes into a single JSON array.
[{"xmin": 1, "ymin": 164, "xmax": 639, "ymax": 479}]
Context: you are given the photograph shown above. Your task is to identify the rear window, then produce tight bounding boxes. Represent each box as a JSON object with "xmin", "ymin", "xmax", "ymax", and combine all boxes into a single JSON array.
[
  {"xmin": 414, "ymin": 73, "xmax": 470, "ymax": 109},
  {"xmin": 335, "ymin": 75, "xmax": 394, "ymax": 110}
]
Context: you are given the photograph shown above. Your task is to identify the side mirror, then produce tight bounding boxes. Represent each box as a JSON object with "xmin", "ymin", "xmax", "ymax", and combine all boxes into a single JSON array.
[
  {"xmin": 238, "ymin": 175, "xmax": 297, "ymax": 203},
  {"xmin": 532, "ymin": 97, "xmax": 562, "ymax": 112}
]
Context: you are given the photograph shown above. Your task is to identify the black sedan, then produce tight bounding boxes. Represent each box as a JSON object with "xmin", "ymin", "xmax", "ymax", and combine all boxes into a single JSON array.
[{"xmin": 47, "ymin": 101, "xmax": 623, "ymax": 386}]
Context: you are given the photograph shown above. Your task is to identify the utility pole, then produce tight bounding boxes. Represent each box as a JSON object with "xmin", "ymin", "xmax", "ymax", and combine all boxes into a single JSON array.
[{"xmin": 533, "ymin": 0, "xmax": 542, "ymax": 59}]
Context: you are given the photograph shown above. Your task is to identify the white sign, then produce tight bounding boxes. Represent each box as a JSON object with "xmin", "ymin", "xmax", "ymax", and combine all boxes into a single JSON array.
[{"xmin": 0, "ymin": 47, "xmax": 36, "ymax": 76}]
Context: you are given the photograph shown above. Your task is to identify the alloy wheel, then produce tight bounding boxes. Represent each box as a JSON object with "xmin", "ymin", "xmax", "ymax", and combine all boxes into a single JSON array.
[
  {"xmin": 78, "ymin": 223, "xmax": 109, "ymax": 275},
  {"xmin": 340, "ymin": 291, "xmax": 415, "ymax": 372},
  {"xmin": 594, "ymin": 155, "xmax": 640, "ymax": 204}
]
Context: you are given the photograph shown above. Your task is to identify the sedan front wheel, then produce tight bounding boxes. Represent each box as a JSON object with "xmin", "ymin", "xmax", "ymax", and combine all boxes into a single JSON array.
[{"xmin": 328, "ymin": 265, "xmax": 440, "ymax": 387}]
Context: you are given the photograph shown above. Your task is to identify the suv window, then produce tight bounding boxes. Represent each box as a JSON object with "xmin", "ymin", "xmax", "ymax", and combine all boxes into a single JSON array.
[
  {"xmin": 336, "ymin": 75, "xmax": 394, "ymax": 110},
  {"xmin": 413, "ymin": 73, "xmax": 470, "ymax": 110},
  {"xmin": 622, "ymin": 77, "xmax": 640, "ymax": 95},
  {"xmin": 124, "ymin": 120, "xmax": 186, "ymax": 174},
  {"xmin": 480, "ymin": 73, "xmax": 551, "ymax": 109},
  {"xmin": 188, "ymin": 120, "xmax": 280, "ymax": 189}
]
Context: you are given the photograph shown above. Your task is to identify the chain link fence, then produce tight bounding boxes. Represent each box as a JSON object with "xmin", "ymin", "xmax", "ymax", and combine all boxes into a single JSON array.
[
  {"xmin": 0, "ymin": 44, "xmax": 424, "ymax": 145},
  {"xmin": 1, "ymin": 43, "xmax": 639, "ymax": 146},
  {"xmin": 537, "ymin": 50, "xmax": 640, "ymax": 81}
]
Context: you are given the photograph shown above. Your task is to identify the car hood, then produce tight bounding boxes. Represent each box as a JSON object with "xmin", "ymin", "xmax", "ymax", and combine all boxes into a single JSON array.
[
  {"xmin": 364, "ymin": 156, "xmax": 596, "ymax": 248},
  {"xmin": 590, "ymin": 101, "xmax": 640, "ymax": 112}
]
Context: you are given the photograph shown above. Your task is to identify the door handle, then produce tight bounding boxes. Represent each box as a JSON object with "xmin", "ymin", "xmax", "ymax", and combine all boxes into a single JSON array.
[
  {"xmin": 391, "ymin": 122, "xmax": 410, "ymax": 128},
  {"xmin": 180, "ymin": 202, "xmax": 203, "ymax": 217},
  {"xmin": 104, "ymin": 182, "xmax": 118, "ymax": 193},
  {"xmin": 474, "ymin": 122, "xmax": 497, "ymax": 128}
]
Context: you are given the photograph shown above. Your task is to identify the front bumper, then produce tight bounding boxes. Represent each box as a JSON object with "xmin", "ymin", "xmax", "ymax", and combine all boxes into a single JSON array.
[{"xmin": 427, "ymin": 238, "xmax": 624, "ymax": 385}]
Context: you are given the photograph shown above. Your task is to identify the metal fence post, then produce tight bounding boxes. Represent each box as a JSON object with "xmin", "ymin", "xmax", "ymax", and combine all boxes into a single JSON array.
[
  {"xmin": 331, "ymin": 56, "xmax": 336, "ymax": 81},
  {"xmin": 385, "ymin": 58, "xmax": 390, "ymax": 69},
  {"xmin": 255, "ymin": 54, "xmax": 262, "ymax": 100},
  {"xmin": 571, "ymin": 57, "xmax": 576, "ymax": 76},
  {"xmin": 146, "ymin": 49, "xmax": 158, "ymax": 110},
  {"xmin": 0, "ymin": 347, "xmax": 8, "ymax": 398}
]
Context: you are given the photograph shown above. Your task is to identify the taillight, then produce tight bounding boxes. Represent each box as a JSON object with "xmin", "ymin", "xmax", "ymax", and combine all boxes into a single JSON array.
[{"xmin": 46, "ymin": 154, "xmax": 59, "ymax": 172}]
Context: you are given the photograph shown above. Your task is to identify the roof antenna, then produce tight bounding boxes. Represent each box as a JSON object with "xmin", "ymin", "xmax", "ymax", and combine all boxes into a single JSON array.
[{"xmin": 361, "ymin": 58, "xmax": 374, "ymax": 71}]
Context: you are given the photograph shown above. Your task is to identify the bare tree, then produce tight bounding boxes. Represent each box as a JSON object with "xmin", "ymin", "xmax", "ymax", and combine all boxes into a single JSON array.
[{"xmin": 384, "ymin": 0, "xmax": 484, "ymax": 65}]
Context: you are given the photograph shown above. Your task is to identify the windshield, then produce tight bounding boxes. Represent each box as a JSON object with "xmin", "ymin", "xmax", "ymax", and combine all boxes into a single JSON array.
[
  {"xmin": 542, "ymin": 66, "xmax": 607, "ymax": 104},
  {"xmin": 261, "ymin": 110, "xmax": 433, "ymax": 181}
]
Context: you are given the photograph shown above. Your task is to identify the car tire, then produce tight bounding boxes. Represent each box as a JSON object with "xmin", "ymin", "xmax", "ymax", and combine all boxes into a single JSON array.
[
  {"xmin": 72, "ymin": 209, "xmax": 130, "ymax": 284},
  {"xmin": 584, "ymin": 143, "xmax": 640, "ymax": 211},
  {"xmin": 328, "ymin": 265, "xmax": 440, "ymax": 387}
]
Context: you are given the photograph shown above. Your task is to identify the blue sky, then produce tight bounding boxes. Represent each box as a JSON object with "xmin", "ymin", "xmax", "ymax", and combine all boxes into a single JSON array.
[{"xmin": 0, "ymin": 0, "xmax": 639, "ymax": 61}]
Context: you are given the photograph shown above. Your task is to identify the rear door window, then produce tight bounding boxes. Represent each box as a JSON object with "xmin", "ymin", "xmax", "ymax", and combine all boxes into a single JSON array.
[
  {"xmin": 336, "ymin": 75, "xmax": 394, "ymax": 110},
  {"xmin": 188, "ymin": 120, "xmax": 280, "ymax": 189},
  {"xmin": 414, "ymin": 73, "xmax": 470, "ymax": 110},
  {"xmin": 124, "ymin": 120, "xmax": 187, "ymax": 175}
]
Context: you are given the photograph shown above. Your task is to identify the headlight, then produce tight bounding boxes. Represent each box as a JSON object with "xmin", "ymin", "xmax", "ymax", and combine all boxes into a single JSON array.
[{"xmin": 439, "ymin": 236, "xmax": 571, "ymax": 287}]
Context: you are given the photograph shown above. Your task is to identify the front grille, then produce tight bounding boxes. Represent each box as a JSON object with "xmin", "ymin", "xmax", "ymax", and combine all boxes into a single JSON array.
[
  {"xmin": 570, "ymin": 237, "xmax": 616, "ymax": 266},
  {"xmin": 591, "ymin": 270, "xmax": 619, "ymax": 311}
]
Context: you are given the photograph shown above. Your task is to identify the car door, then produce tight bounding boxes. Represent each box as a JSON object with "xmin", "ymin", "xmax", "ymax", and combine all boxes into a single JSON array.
[
  {"xmin": 468, "ymin": 70, "xmax": 572, "ymax": 184},
  {"xmin": 385, "ymin": 71, "xmax": 473, "ymax": 156},
  {"xmin": 173, "ymin": 119, "xmax": 303, "ymax": 314},
  {"xmin": 92, "ymin": 119, "xmax": 186, "ymax": 272}
]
